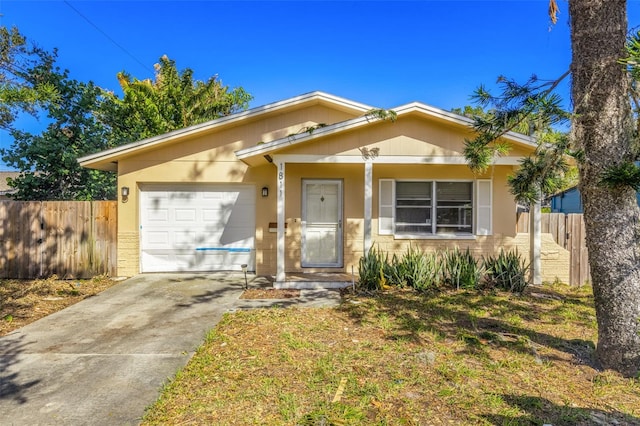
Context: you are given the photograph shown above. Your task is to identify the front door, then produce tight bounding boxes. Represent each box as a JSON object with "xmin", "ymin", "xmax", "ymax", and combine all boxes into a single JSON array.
[{"xmin": 302, "ymin": 179, "xmax": 343, "ymax": 267}]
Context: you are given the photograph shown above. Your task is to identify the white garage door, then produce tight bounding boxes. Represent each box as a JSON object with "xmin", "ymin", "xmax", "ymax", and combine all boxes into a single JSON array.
[{"xmin": 140, "ymin": 184, "xmax": 255, "ymax": 273}]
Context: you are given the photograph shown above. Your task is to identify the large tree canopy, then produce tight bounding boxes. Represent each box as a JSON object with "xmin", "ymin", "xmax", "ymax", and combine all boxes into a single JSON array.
[
  {"xmin": 464, "ymin": 0, "xmax": 640, "ymax": 377},
  {"xmin": 101, "ymin": 55, "xmax": 253, "ymax": 144},
  {"xmin": 0, "ymin": 26, "xmax": 58, "ymax": 130},
  {"xmin": 2, "ymin": 65, "xmax": 116, "ymax": 200},
  {"xmin": 1, "ymin": 44, "xmax": 253, "ymax": 200}
]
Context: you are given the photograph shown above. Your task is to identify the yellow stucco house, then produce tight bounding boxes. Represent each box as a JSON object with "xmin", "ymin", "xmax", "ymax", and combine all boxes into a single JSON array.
[{"xmin": 79, "ymin": 92, "xmax": 568, "ymax": 287}]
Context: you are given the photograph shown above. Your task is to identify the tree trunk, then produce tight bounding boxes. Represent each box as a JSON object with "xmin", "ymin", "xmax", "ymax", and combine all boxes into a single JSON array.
[{"xmin": 569, "ymin": 0, "xmax": 640, "ymax": 377}]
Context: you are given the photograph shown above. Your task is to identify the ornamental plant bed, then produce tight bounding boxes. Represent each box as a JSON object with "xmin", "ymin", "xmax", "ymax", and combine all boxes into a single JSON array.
[{"xmin": 0, "ymin": 275, "xmax": 118, "ymax": 336}]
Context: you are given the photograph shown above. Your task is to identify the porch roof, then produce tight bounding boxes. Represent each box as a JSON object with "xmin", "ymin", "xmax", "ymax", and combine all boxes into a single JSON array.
[{"xmin": 234, "ymin": 102, "xmax": 538, "ymax": 166}]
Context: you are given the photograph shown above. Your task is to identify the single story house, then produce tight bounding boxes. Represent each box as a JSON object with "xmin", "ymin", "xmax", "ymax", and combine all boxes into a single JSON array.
[
  {"xmin": 549, "ymin": 185, "xmax": 640, "ymax": 214},
  {"xmin": 79, "ymin": 92, "xmax": 568, "ymax": 287}
]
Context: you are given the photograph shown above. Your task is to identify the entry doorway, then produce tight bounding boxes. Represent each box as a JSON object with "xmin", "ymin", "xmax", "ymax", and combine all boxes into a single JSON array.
[{"xmin": 301, "ymin": 179, "xmax": 343, "ymax": 268}]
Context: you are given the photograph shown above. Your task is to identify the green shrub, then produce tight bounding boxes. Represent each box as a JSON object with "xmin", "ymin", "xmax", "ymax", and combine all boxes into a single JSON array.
[
  {"xmin": 358, "ymin": 246, "xmax": 386, "ymax": 291},
  {"xmin": 396, "ymin": 245, "xmax": 441, "ymax": 291},
  {"xmin": 383, "ymin": 253, "xmax": 405, "ymax": 287},
  {"xmin": 483, "ymin": 249, "xmax": 530, "ymax": 293},
  {"xmin": 442, "ymin": 247, "xmax": 482, "ymax": 290},
  {"xmin": 359, "ymin": 246, "xmax": 530, "ymax": 294}
]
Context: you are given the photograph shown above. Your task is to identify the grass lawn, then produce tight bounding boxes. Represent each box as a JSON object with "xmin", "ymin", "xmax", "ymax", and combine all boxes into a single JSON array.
[{"xmin": 142, "ymin": 284, "xmax": 640, "ymax": 425}]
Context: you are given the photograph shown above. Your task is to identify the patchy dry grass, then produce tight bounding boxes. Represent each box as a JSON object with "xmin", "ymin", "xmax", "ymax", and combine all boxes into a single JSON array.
[
  {"xmin": 0, "ymin": 275, "xmax": 118, "ymax": 336},
  {"xmin": 142, "ymin": 284, "xmax": 640, "ymax": 425},
  {"xmin": 240, "ymin": 288, "xmax": 301, "ymax": 299}
]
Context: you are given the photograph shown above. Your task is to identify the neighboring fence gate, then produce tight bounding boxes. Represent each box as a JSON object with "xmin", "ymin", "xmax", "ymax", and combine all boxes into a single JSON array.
[
  {"xmin": 517, "ymin": 212, "xmax": 591, "ymax": 286},
  {"xmin": 0, "ymin": 201, "xmax": 117, "ymax": 279}
]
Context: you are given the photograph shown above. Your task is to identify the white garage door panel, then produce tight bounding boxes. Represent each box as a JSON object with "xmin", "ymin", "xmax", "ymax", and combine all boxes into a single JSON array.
[
  {"xmin": 147, "ymin": 209, "xmax": 169, "ymax": 221},
  {"xmin": 146, "ymin": 231, "xmax": 171, "ymax": 245},
  {"xmin": 175, "ymin": 209, "xmax": 197, "ymax": 222},
  {"xmin": 140, "ymin": 185, "xmax": 255, "ymax": 273},
  {"xmin": 141, "ymin": 250, "xmax": 256, "ymax": 273}
]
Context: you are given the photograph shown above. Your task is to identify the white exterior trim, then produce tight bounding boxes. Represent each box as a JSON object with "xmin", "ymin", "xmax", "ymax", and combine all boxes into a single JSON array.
[
  {"xmin": 277, "ymin": 161, "xmax": 286, "ymax": 282},
  {"xmin": 391, "ymin": 103, "xmax": 537, "ymax": 147},
  {"xmin": 364, "ymin": 161, "xmax": 373, "ymax": 253},
  {"xmin": 379, "ymin": 178, "xmax": 490, "ymax": 238},
  {"xmin": 237, "ymin": 115, "xmax": 375, "ymax": 160},
  {"xmin": 272, "ymin": 154, "xmax": 524, "ymax": 165},
  {"xmin": 393, "ymin": 234, "xmax": 477, "ymax": 240},
  {"xmin": 378, "ymin": 179, "xmax": 395, "ymax": 235},
  {"xmin": 235, "ymin": 99, "xmax": 537, "ymax": 162},
  {"xmin": 476, "ymin": 180, "xmax": 493, "ymax": 235}
]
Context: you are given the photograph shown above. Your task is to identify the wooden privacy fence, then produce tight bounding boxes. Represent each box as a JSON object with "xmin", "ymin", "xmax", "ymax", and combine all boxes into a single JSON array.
[
  {"xmin": 517, "ymin": 212, "xmax": 591, "ymax": 286},
  {"xmin": 0, "ymin": 201, "xmax": 117, "ymax": 279}
]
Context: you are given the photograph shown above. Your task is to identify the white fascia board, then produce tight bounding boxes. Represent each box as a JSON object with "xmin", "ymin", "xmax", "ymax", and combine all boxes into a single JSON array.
[
  {"xmin": 78, "ymin": 91, "xmax": 374, "ymax": 166},
  {"xmin": 78, "ymin": 125, "xmax": 206, "ymax": 165},
  {"xmin": 393, "ymin": 102, "xmax": 476, "ymax": 126},
  {"xmin": 235, "ymin": 114, "xmax": 378, "ymax": 159},
  {"xmin": 499, "ymin": 131, "xmax": 537, "ymax": 148},
  {"xmin": 303, "ymin": 91, "xmax": 375, "ymax": 112},
  {"xmin": 236, "ymin": 101, "xmax": 537, "ymax": 161},
  {"xmin": 272, "ymin": 154, "xmax": 524, "ymax": 165}
]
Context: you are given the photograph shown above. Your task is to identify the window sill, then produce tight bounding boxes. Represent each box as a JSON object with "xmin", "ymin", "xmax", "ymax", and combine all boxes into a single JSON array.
[{"xmin": 393, "ymin": 233, "xmax": 477, "ymax": 240}]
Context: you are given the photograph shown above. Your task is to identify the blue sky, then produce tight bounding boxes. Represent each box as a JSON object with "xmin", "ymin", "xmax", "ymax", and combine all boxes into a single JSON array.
[{"xmin": 1, "ymin": 1, "xmax": 639, "ymax": 169}]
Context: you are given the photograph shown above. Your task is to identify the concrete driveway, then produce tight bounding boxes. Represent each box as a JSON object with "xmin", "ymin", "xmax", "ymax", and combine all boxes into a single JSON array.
[{"xmin": 0, "ymin": 273, "xmax": 246, "ymax": 426}]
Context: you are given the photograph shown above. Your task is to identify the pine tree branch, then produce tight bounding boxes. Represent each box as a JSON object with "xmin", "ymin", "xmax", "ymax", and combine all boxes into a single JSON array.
[{"xmin": 489, "ymin": 69, "xmax": 571, "ymax": 140}]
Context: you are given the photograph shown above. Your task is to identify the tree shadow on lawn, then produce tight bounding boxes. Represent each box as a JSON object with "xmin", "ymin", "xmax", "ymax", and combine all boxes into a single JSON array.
[
  {"xmin": 174, "ymin": 283, "xmax": 245, "ymax": 309},
  {"xmin": 480, "ymin": 394, "xmax": 640, "ymax": 425},
  {"xmin": 0, "ymin": 333, "xmax": 41, "ymax": 404},
  {"xmin": 338, "ymin": 289, "xmax": 599, "ymax": 369}
]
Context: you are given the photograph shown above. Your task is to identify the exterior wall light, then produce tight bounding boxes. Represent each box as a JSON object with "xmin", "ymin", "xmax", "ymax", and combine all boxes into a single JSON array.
[
  {"xmin": 121, "ymin": 186, "xmax": 130, "ymax": 202},
  {"xmin": 262, "ymin": 186, "xmax": 269, "ymax": 197}
]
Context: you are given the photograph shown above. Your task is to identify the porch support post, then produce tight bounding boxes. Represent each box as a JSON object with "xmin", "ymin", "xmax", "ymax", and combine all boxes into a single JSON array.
[
  {"xmin": 364, "ymin": 160, "xmax": 373, "ymax": 254},
  {"xmin": 277, "ymin": 161, "xmax": 286, "ymax": 283},
  {"xmin": 530, "ymin": 200, "xmax": 542, "ymax": 285}
]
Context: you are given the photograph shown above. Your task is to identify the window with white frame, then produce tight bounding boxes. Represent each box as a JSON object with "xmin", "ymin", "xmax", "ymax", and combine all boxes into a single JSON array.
[
  {"xmin": 379, "ymin": 179, "xmax": 492, "ymax": 237},
  {"xmin": 395, "ymin": 181, "xmax": 433, "ymax": 234}
]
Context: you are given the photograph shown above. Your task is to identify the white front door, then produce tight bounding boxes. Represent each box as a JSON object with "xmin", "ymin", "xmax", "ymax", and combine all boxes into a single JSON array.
[{"xmin": 301, "ymin": 179, "xmax": 343, "ymax": 267}]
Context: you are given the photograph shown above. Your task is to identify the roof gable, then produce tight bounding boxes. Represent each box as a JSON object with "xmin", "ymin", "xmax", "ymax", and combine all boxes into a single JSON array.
[
  {"xmin": 78, "ymin": 92, "xmax": 537, "ymax": 171},
  {"xmin": 78, "ymin": 91, "xmax": 373, "ymax": 171},
  {"xmin": 235, "ymin": 101, "xmax": 537, "ymax": 165}
]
